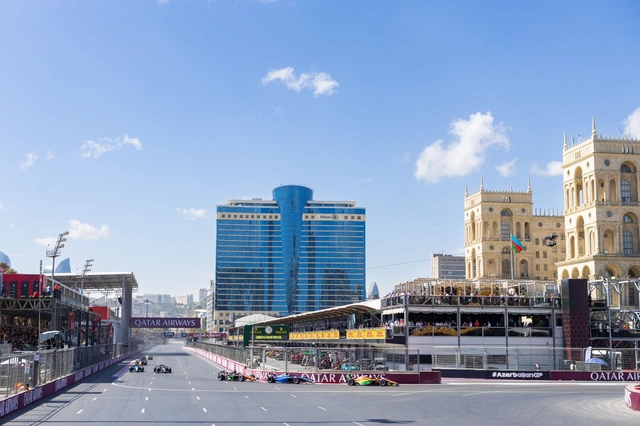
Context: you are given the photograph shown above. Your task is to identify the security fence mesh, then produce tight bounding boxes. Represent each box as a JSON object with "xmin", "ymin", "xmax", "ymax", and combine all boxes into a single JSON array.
[{"xmin": 0, "ymin": 343, "xmax": 126, "ymax": 398}]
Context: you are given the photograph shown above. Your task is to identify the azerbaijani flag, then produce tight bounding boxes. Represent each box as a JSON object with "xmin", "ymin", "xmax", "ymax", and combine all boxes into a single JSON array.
[{"xmin": 511, "ymin": 234, "xmax": 523, "ymax": 253}]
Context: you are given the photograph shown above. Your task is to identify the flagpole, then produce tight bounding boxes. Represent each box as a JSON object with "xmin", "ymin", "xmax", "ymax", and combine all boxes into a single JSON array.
[{"xmin": 510, "ymin": 235, "xmax": 514, "ymax": 280}]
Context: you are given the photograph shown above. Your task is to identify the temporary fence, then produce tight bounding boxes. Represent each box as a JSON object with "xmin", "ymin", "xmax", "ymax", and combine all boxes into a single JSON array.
[
  {"xmin": 0, "ymin": 343, "xmax": 126, "ymax": 398},
  {"xmin": 193, "ymin": 342, "xmax": 421, "ymax": 373},
  {"xmin": 432, "ymin": 346, "xmax": 640, "ymax": 372}
]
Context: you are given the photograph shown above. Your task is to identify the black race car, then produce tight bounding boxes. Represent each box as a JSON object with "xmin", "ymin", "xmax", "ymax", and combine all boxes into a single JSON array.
[
  {"xmin": 217, "ymin": 371, "xmax": 257, "ymax": 382},
  {"xmin": 139, "ymin": 357, "xmax": 148, "ymax": 365},
  {"xmin": 154, "ymin": 364, "xmax": 172, "ymax": 373},
  {"xmin": 146, "ymin": 355, "xmax": 153, "ymax": 360}
]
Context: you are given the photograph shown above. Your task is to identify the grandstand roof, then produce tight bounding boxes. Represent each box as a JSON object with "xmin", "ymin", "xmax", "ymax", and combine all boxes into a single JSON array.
[
  {"xmin": 253, "ymin": 299, "xmax": 382, "ymax": 326},
  {"xmin": 51, "ymin": 272, "xmax": 139, "ymax": 293}
]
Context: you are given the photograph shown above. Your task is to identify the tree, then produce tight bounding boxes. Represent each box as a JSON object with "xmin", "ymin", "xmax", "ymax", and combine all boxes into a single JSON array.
[{"xmin": 0, "ymin": 262, "xmax": 17, "ymax": 274}]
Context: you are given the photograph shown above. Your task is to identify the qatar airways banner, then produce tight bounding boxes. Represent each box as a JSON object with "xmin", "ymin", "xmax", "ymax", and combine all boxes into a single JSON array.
[{"xmin": 129, "ymin": 317, "xmax": 201, "ymax": 328}]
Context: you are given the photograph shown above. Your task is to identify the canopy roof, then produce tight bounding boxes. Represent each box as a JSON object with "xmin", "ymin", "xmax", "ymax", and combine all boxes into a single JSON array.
[
  {"xmin": 252, "ymin": 299, "xmax": 382, "ymax": 326},
  {"xmin": 51, "ymin": 272, "xmax": 139, "ymax": 293}
]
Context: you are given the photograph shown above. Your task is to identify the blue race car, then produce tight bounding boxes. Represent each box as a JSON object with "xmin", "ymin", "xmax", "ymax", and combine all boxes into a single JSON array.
[
  {"xmin": 129, "ymin": 361, "xmax": 145, "ymax": 372},
  {"xmin": 267, "ymin": 372, "xmax": 313, "ymax": 384}
]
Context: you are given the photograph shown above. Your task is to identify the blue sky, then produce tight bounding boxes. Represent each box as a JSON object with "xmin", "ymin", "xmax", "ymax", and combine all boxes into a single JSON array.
[{"xmin": 2, "ymin": 0, "xmax": 640, "ymax": 300}]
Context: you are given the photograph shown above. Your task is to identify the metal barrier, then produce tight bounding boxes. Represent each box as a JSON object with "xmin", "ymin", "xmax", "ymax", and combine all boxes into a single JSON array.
[
  {"xmin": 193, "ymin": 342, "xmax": 421, "ymax": 372},
  {"xmin": 0, "ymin": 343, "xmax": 127, "ymax": 398},
  {"xmin": 432, "ymin": 346, "xmax": 640, "ymax": 371}
]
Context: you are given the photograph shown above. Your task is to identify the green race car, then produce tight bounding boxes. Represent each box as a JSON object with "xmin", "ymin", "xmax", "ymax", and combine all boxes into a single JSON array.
[{"xmin": 346, "ymin": 374, "xmax": 398, "ymax": 387}]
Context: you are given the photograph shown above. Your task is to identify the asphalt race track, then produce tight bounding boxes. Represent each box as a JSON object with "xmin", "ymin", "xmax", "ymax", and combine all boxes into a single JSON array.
[{"xmin": 3, "ymin": 341, "xmax": 640, "ymax": 426}]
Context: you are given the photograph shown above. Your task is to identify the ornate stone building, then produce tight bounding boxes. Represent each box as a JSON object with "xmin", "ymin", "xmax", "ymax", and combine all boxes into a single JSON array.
[
  {"xmin": 557, "ymin": 119, "xmax": 640, "ymax": 304},
  {"xmin": 463, "ymin": 118, "xmax": 640, "ymax": 307},
  {"xmin": 464, "ymin": 179, "xmax": 564, "ymax": 281}
]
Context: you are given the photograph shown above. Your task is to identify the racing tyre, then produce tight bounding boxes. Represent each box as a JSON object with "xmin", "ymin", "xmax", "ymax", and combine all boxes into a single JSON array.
[
  {"xmin": 292, "ymin": 377, "xmax": 300, "ymax": 384},
  {"xmin": 347, "ymin": 378, "xmax": 356, "ymax": 386},
  {"xmin": 379, "ymin": 379, "xmax": 387, "ymax": 387},
  {"xmin": 218, "ymin": 374, "xmax": 224, "ymax": 381},
  {"xmin": 168, "ymin": 368, "xmax": 171, "ymax": 373},
  {"xmin": 239, "ymin": 375, "xmax": 245, "ymax": 382},
  {"xmin": 267, "ymin": 376, "xmax": 275, "ymax": 383}
]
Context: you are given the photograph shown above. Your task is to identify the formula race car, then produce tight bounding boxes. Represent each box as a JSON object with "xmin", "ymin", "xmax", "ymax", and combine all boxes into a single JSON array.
[
  {"xmin": 217, "ymin": 371, "xmax": 257, "ymax": 382},
  {"xmin": 266, "ymin": 372, "xmax": 313, "ymax": 384},
  {"xmin": 146, "ymin": 355, "xmax": 153, "ymax": 360},
  {"xmin": 154, "ymin": 364, "xmax": 172, "ymax": 373},
  {"xmin": 129, "ymin": 361, "xmax": 145, "ymax": 372},
  {"xmin": 139, "ymin": 357, "xmax": 148, "ymax": 365},
  {"xmin": 346, "ymin": 374, "xmax": 398, "ymax": 387}
]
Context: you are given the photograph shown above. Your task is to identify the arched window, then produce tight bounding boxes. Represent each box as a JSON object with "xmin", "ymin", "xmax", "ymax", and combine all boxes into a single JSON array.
[
  {"xmin": 623, "ymin": 215, "xmax": 633, "ymax": 223},
  {"xmin": 501, "ymin": 210, "xmax": 511, "ymax": 216},
  {"xmin": 501, "ymin": 222, "xmax": 510, "ymax": 240},
  {"xmin": 623, "ymin": 231, "xmax": 633, "ymax": 255},
  {"xmin": 621, "ymin": 180, "xmax": 631, "ymax": 202},
  {"xmin": 621, "ymin": 164, "xmax": 632, "ymax": 173}
]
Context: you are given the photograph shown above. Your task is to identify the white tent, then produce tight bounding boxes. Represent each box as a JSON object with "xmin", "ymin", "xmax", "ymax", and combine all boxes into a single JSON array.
[{"xmin": 39, "ymin": 330, "xmax": 61, "ymax": 343}]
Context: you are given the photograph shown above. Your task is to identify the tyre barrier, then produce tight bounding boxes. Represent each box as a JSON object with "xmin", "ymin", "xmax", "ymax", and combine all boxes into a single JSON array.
[{"xmin": 624, "ymin": 384, "xmax": 640, "ymax": 411}]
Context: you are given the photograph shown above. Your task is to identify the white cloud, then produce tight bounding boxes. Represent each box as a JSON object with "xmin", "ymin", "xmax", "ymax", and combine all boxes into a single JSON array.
[
  {"xmin": 68, "ymin": 219, "xmax": 109, "ymax": 239},
  {"xmin": 19, "ymin": 152, "xmax": 39, "ymax": 170},
  {"xmin": 46, "ymin": 151, "xmax": 56, "ymax": 160},
  {"xmin": 34, "ymin": 220, "xmax": 107, "ymax": 248},
  {"xmin": 34, "ymin": 237, "xmax": 57, "ymax": 248},
  {"xmin": 529, "ymin": 161, "xmax": 563, "ymax": 176},
  {"xmin": 414, "ymin": 112, "xmax": 510, "ymax": 183},
  {"xmin": 623, "ymin": 107, "xmax": 640, "ymax": 139},
  {"xmin": 496, "ymin": 159, "xmax": 517, "ymax": 177},
  {"xmin": 403, "ymin": 152, "xmax": 410, "ymax": 162},
  {"xmin": 176, "ymin": 208, "xmax": 208, "ymax": 220},
  {"xmin": 262, "ymin": 67, "xmax": 338, "ymax": 97},
  {"xmin": 81, "ymin": 134, "xmax": 143, "ymax": 159}
]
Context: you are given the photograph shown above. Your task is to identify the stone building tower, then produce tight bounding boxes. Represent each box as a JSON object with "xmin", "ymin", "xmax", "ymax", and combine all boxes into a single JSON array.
[
  {"xmin": 464, "ymin": 178, "xmax": 564, "ymax": 281},
  {"xmin": 557, "ymin": 118, "xmax": 640, "ymax": 298}
]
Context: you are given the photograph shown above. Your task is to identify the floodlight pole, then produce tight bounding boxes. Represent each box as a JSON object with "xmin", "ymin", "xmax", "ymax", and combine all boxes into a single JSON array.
[
  {"xmin": 46, "ymin": 231, "xmax": 68, "ymax": 346},
  {"xmin": 46, "ymin": 231, "xmax": 69, "ymax": 283},
  {"xmin": 81, "ymin": 259, "xmax": 94, "ymax": 293}
]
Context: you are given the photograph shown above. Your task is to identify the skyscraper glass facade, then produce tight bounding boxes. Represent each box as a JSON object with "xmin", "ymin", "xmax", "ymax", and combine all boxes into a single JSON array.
[{"xmin": 215, "ymin": 185, "xmax": 366, "ymax": 316}]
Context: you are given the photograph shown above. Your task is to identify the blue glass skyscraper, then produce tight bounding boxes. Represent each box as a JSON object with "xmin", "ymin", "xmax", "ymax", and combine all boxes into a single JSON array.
[{"xmin": 215, "ymin": 185, "xmax": 366, "ymax": 317}]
